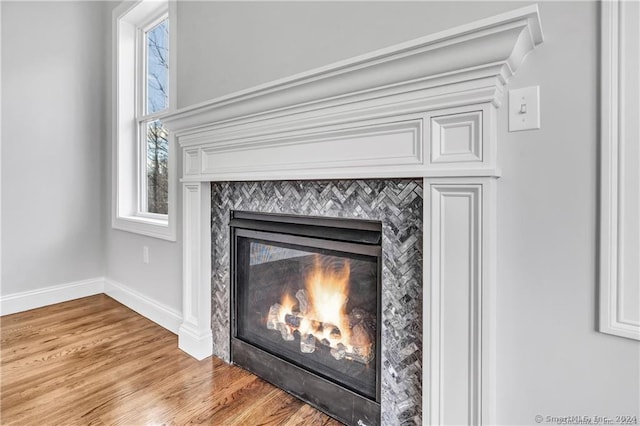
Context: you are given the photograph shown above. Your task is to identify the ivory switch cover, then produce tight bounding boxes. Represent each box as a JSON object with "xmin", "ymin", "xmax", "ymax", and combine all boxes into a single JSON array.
[{"xmin": 509, "ymin": 86, "xmax": 540, "ymax": 131}]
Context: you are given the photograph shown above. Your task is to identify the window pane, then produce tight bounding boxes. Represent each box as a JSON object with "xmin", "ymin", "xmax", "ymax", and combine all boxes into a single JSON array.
[
  {"xmin": 146, "ymin": 119, "xmax": 168, "ymax": 214},
  {"xmin": 146, "ymin": 19, "xmax": 169, "ymax": 114}
]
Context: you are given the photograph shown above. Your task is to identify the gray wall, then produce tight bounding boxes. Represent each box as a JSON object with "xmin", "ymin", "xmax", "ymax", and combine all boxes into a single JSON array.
[
  {"xmin": 495, "ymin": 2, "xmax": 639, "ymax": 422},
  {"xmin": 1, "ymin": 1, "xmax": 106, "ymax": 295},
  {"xmin": 172, "ymin": 1, "xmax": 638, "ymax": 424}
]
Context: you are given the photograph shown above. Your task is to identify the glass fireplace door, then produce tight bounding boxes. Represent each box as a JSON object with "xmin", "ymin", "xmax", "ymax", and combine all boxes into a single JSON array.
[{"xmin": 232, "ymin": 216, "xmax": 381, "ymax": 401}]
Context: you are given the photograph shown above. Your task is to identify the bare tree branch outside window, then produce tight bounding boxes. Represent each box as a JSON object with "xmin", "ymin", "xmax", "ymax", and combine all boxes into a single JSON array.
[{"xmin": 145, "ymin": 20, "xmax": 169, "ymax": 214}]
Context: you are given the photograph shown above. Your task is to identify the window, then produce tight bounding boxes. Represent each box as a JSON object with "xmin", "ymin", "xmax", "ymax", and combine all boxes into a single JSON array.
[
  {"xmin": 140, "ymin": 17, "xmax": 169, "ymax": 215},
  {"xmin": 113, "ymin": 0, "xmax": 176, "ymax": 240}
]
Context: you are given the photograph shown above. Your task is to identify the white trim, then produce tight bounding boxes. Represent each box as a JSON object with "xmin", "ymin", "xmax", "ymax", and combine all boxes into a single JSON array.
[
  {"xmin": 163, "ymin": 5, "xmax": 542, "ymax": 137},
  {"xmin": 0, "ymin": 277, "xmax": 183, "ymax": 336},
  {"xmin": 163, "ymin": 7, "xmax": 541, "ymax": 183},
  {"xmin": 104, "ymin": 278, "xmax": 182, "ymax": 334},
  {"xmin": 112, "ymin": 214, "xmax": 175, "ymax": 241},
  {"xmin": 112, "ymin": 0, "xmax": 177, "ymax": 241},
  {"xmin": 481, "ymin": 178, "xmax": 497, "ymax": 425},
  {"xmin": 429, "ymin": 110, "xmax": 483, "ymax": 164},
  {"xmin": 0, "ymin": 277, "xmax": 105, "ymax": 316},
  {"xmin": 423, "ymin": 179, "xmax": 495, "ymax": 426},
  {"xmin": 178, "ymin": 182, "xmax": 213, "ymax": 360},
  {"xmin": 599, "ymin": 0, "xmax": 640, "ymax": 341},
  {"xmin": 0, "ymin": 2, "xmax": 3, "ymax": 299}
]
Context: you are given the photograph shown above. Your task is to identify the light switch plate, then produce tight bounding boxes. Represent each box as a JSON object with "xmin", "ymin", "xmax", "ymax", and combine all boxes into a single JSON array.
[{"xmin": 509, "ymin": 86, "xmax": 540, "ymax": 131}]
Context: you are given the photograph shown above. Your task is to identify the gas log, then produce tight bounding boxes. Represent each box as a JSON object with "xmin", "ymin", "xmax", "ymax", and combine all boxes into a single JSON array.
[
  {"xmin": 295, "ymin": 289, "xmax": 309, "ymax": 315},
  {"xmin": 284, "ymin": 313, "xmax": 302, "ymax": 328},
  {"xmin": 266, "ymin": 304, "xmax": 282, "ymax": 330},
  {"xmin": 267, "ymin": 301, "xmax": 375, "ymax": 365},
  {"xmin": 300, "ymin": 333, "xmax": 315, "ymax": 353}
]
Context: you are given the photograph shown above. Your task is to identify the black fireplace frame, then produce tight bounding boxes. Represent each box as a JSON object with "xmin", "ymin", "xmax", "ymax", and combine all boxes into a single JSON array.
[{"xmin": 229, "ymin": 210, "xmax": 382, "ymax": 426}]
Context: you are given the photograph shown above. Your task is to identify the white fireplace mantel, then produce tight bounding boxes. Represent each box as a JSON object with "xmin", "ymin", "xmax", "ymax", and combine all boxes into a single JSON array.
[{"xmin": 163, "ymin": 5, "xmax": 543, "ymax": 425}]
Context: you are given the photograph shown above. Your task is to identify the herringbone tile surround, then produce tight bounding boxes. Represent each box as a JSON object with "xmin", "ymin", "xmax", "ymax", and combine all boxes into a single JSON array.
[{"xmin": 211, "ymin": 179, "xmax": 423, "ymax": 425}]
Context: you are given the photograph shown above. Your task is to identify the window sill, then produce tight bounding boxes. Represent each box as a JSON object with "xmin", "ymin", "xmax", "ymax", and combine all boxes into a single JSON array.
[{"xmin": 112, "ymin": 214, "xmax": 176, "ymax": 241}]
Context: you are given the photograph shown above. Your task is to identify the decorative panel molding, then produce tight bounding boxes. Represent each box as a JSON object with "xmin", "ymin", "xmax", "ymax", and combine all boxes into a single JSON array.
[
  {"xmin": 430, "ymin": 110, "xmax": 483, "ymax": 164},
  {"xmin": 599, "ymin": 0, "xmax": 640, "ymax": 341},
  {"xmin": 199, "ymin": 118, "xmax": 424, "ymax": 180},
  {"xmin": 179, "ymin": 183, "xmax": 213, "ymax": 359},
  {"xmin": 184, "ymin": 149, "xmax": 200, "ymax": 176},
  {"xmin": 426, "ymin": 104, "xmax": 496, "ymax": 173},
  {"xmin": 424, "ymin": 179, "xmax": 496, "ymax": 426}
]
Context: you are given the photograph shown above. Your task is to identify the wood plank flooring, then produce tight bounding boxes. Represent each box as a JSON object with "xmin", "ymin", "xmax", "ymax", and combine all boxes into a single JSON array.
[{"xmin": 0, "ymin": 294, "xmax": 343, "ymax": 425}]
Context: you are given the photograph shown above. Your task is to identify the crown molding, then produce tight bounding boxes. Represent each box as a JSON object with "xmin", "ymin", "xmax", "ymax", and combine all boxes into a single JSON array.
[{"xmin": 163, "ymin": 5, "xmax": 543, "ymax": 142}]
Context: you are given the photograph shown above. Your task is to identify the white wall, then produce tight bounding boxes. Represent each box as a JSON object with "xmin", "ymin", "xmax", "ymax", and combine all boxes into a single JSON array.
[
  {"xmin": 172, "ymin": 1, "xmax": 639, "ymax": 424},
  {"xmin": 1, "ymin": 1, "xmax": 106, "ymax": 295}
]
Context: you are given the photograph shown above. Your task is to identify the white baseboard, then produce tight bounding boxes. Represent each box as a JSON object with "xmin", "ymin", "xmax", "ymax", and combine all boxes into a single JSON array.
[
  {"xmin": 178, "ymin": 322, "xmax": 213, "ymax": 360},
  {"xmin": 104, "ymin": 278, "xmax": 181, "ymax": 334},
  {"xmin": 0, "ymin": 277, "xmax": 105, "ymax": 316},
  {"xmin": 1, "ymin": 277, "xmax": 183, "ymax": 337}
]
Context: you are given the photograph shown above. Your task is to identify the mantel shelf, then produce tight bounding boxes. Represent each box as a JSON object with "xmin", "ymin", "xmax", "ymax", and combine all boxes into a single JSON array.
[
  {"xmin": 162, "ymin": 5, "xmax": 542, "ymax": 183},
  {"xmin": 163, "ymin": 5, "xmax": 542, "ymax": 144}
]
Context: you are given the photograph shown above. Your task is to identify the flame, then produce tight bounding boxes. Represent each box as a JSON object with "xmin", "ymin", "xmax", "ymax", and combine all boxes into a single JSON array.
[
  {"xmin": 269, "ymin": 255, "xmax": 373, "ymax": 363},
  {"xmin": 305, "ymin": 256, "xmax": 351, "ymax": 345},
  {"xmin": 279, "ymin": 293, "xmax": 296, "ymax": 324}
]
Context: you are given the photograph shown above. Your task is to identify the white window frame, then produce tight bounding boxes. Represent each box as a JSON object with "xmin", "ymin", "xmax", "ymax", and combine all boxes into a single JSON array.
[{"xmin": 112, "ymin": 0, "xmax": 177, "ymax": 241}]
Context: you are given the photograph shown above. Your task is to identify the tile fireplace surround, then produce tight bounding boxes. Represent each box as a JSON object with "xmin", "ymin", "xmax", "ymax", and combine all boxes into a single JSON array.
[
  {"xmin": 213, "ymin": 179, "xmax": 424, "ymax": 424},
  {"xmin": 163, "ymin": 6, "xmax": 544, "ymax": 425}
]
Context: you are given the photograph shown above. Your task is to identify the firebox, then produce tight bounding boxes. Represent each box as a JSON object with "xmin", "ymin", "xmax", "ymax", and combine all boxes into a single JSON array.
[{"xmin": 230, "ymin": 210, "xmax": 382, "ymax": 425}]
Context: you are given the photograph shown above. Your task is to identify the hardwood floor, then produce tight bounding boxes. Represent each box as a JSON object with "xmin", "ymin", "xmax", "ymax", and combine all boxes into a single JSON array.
[{"xmin": 0, "ymin": 295, "xmax": 343, "ymax": 426}]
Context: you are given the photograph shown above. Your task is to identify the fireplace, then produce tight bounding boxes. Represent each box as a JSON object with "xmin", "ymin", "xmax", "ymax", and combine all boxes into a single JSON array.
[
  {"xmin": 230, "ymin": 210, "xmax": 382, "ymax": 425},
  {"xmin": 211, "ymin": 179, "xmax": 423, "ymax": 424},
  {"xmin": 164, "ymin": 7, "xmax": 543, "ymax": 425}
]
